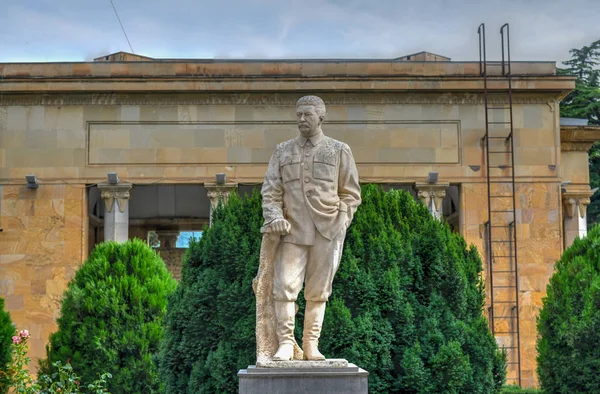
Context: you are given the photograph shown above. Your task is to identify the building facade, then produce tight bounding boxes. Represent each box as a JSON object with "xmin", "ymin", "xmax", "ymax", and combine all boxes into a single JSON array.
[{"xmin": 1, "ymin": 52, "xmax": 598, "ymax": 387}]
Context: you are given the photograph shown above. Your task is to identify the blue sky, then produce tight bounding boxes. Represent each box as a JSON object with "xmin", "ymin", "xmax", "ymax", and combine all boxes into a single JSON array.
[
  {"xmin": 1, "ymin": 0, "xmax": 599, "ymax": 63},
  {"xmin": 176, "ymin": 232, "xmax": 202, "ymax": 248}
]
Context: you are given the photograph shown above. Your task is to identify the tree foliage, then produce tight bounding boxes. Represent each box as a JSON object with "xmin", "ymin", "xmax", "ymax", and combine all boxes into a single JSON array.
[
  {"xmin": 559, "ymin": 39, "xmax": 600, "ymax": 125},
  {"xmin": 40, "ymin": 240, "xmax": 177, "ymax": 394},
  {"xmin": 159, "ymin": 192, "xmax": 263, "ymax": 394},
  {"xmin": 537, "ymin": 225, "xmax": 600, "ymax": 393},
  {"xmin": 558, "ymin": 38, "xmax": 600, "ymax": 227},
  {"xmin": 0, "ymin": 297, "xmax": 14, "ymax": 394},
  {"xmin": 160, "ymin": 186, "xmax": 505, "ymax": 393},
  {"xmin": 587, "ymin": 143, "xmax": 600, "ymax": 226}
]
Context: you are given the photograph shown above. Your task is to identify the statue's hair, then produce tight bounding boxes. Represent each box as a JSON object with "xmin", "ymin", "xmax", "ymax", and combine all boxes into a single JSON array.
[{"xmin": 296, "ymin": 95, "xmax": 326, "ymax": 117}]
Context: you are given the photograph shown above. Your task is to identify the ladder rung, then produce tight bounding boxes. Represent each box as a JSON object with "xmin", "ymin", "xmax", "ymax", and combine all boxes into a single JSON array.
[
  {"xmin": 490, "ymin": 210, "xmax": 513, "ymax": 213},
  {"xmin": 489, "ymin": 151, "xmax": 512, "ymax": 153},
  {"xmin": 491, "ymin": 240, "xmax": 511, "ymax": 243},
  {"xmin": 489, "ymin": 165, "xmax": 513, "ymax": 168},
  {"xmin": 488, "ymin": 136, "xmax": 511, "ymax": 139},
  {"xmin": 488, "ymin": 106, "xmax": 510, "ymax": 109},
  {"xmin": 490, "ymin": 225, "xmax": 512, "ymax": 228},
  {"xmin": 492, "ymin": 256, "xmax": 513, "ymax": 258},
  {"xmin": 494, "ymin": 285, "xmax": 517, "ymax": 288},
  {"xmin": 490, "ymin": 196, "xmax": 512, "ymax": 198},
  {"xmin": 488, "ymin": 121, "xmax": 511, "ymax": 124},
  {"xmin": 493, "ymin": 316, "xmax": 517, "ymax": 319},
  {"xmin": 488, "ymin": 181, "xmax": 515, "ymax": 184}
]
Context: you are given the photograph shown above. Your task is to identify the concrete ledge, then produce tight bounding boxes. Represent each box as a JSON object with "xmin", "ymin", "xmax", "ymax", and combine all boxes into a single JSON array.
[{"xmin": 238, "ymin": 363, "xmax": 368, "ymax": 394}]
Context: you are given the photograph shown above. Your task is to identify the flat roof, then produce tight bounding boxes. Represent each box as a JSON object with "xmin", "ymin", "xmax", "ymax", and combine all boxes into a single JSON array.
[
  {"xmin": 0, "ymin": 59, "xmax": 560, "ymax": 75},
  {"xmin": 0, "ymin": 58, "xmax": 558, "ymax": 64},
  {"xmin": 0, "ymin": 59, "xmax": 574, "ymax": 94}
]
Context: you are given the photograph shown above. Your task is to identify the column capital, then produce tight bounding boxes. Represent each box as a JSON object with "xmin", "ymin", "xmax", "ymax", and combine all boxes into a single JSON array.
[
  {"xmin": 415, "ymin": 182, "xmax": 449, "ymax": 205},
  {"xmin": 155, "ymin": 230, "xmax": 180, "ymax": 249},
  {"xmin": 98, "ymin": 183, "xmax": 133, "ymax": 213},
  {"xmin": 562, "ymin": 188, "xmax": 593, "ymax": 218},
  {"xmin": 205, "ymin": 183, "xmax": 238, "ymax": 209}
]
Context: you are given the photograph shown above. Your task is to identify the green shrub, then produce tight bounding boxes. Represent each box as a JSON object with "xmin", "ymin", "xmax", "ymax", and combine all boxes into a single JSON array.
[
  {"xmin": 0, "ymin": 297, "xmax": 14, "ymax": 393},
  {"xmin": 537, "ymin": 225, "xmax": 600, "ymax": 393},
  {"xmin": 160, "ymin": 186, "xmax": 505, "ymax": 393},
  {"xmin": 40, "ymin": 239, "xmax": 177, "ymax": 394},
  {"xmin": 37, "ymin": 361, "xmax": 111, "ymax": 394}
]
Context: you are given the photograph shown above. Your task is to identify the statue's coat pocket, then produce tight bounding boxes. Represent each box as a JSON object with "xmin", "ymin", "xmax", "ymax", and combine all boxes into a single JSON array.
[
  {"xmin": 281, "ymin": 154, "xmax": 301, "ymax": 183},
  {"xmin": 313, "ymin": 155, "xmax": 336, "ymax": 181}
]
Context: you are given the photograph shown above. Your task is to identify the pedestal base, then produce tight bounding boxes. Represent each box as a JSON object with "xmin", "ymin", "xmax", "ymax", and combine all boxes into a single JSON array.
[{"xmin": 238, "ymin": 362, "xmax": 368, "ymax": 394}]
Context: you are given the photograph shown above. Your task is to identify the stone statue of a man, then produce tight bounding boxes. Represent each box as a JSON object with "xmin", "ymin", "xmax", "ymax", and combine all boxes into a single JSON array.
[{"xmin": 261, "ymin": 95, "xmax": 361, "ymax": 361}]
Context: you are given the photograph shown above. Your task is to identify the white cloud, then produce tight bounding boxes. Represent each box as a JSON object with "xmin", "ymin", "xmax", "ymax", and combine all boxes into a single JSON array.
[{"xmin": 0, "ymin": 0, "xmax": 598, "ymax": 62}]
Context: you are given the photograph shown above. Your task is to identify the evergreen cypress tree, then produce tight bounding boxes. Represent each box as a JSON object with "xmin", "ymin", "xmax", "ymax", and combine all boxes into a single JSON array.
[
  {"xmin": 320, "ymin": 185, "xmax": 505, "ymax": 393},
  {"xmin": 0, "ymin": 297, "xmax": 14, "ymax": 394},
  {"xmin": 537, "ymin": 225, "xmax": 600, "ymax": 393},
  {"xmin": 40, "ymin": 239, "xmax": 177, "ymax": 394},
  {"xmin": 160, "ymin": 186, "xmax": 505, "ymax": 393},
  {"xmin": 559, "ymin": 39, "xmax": 600, "ymax": 126},
  {"xmin": 159, "ymin": 191, "xmax": 263, "ymax": 394}
]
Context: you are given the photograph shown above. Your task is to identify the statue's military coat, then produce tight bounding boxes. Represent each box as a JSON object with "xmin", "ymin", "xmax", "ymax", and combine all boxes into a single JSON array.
[{"xmin": 261, "ymin": 131, "xmax": 361, "ymax": 245}]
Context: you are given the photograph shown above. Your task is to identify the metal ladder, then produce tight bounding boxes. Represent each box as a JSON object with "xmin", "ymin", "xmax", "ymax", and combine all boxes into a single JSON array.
[{"xmin": 478, "ymin": 23, "xmax": 521, "ymax": 386}]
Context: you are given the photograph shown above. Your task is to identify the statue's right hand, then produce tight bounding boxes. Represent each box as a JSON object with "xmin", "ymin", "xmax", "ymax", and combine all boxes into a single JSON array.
[{"xmin": 269, "ymin": 219, "xmax": 291, "ymax": 235}]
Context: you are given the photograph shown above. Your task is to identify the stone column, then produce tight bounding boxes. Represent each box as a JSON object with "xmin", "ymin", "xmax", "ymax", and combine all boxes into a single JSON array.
[
  {"xmin": 98, "ymin": 183, "xmax": 132, "ymax": 242},
  {"xmin": 156, "ymin": 230, "xmax": 180, "ymax": 249},
  {"xmin": 205, "ymin": 182, "xmax": 238, "ymax": 224},
  {"xmin": 562, "ymin": 188, "xmax": 593, "ymax": 248},
  {"xmin": 414, "ymin": 182, "xmax": 449, "ymax": 220}
]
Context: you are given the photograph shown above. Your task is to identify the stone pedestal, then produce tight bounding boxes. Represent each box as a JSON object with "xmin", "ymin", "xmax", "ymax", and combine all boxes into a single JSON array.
[
  {"xmin": 98, "ymin": 183, "xmax": 132, "ymax": 242},
  {"xmin": 238, "ymin": 361, "xmax": 368, "ymax": 394}
]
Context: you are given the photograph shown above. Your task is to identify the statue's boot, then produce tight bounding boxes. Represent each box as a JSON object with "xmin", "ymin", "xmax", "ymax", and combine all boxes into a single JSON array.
[
  {"xmin": 272, "ymin": 301, "xmax": 296, "ymax": 361},
  {"xmin": 303, "ymin": 301, "xmax": 327, "ymax": 360}
]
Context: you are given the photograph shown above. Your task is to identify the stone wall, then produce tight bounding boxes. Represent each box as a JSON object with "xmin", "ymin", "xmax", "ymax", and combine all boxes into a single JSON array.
[
  {"xmin": 0, "ymin": 184, "xmax": 86, "ymax": 373},
  {"xmin": 461, "ymin": 181, "xmax": 562, "ymax": 387},
  {"xmin": 157, "ymin": 247, "xmax": 186, "ymax": 280},
  {"xmin": 0, "ymin": 93, "xmax": 558, "ymax": 185},
  {"xmin": 0, "ymin": 89, "xmax": 571, "ymax": 386}
]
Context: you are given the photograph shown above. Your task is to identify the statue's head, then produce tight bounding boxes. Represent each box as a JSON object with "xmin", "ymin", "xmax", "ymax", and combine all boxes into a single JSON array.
[{"xmin": 296, "ymin": 95, "xmax": 326, "ymax": 138}]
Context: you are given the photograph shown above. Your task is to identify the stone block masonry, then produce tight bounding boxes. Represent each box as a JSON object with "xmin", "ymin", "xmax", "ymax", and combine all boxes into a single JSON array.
[{"xmin": 0, "ymin": 184, "xmax": 86, "ymax": 374}]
